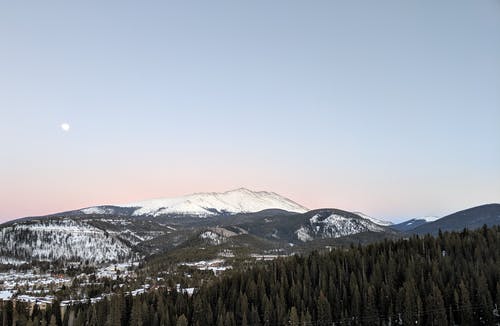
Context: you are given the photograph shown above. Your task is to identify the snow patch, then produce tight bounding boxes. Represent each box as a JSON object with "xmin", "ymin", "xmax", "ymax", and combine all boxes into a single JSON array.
[
  {"xmin": 200, "ymin": 231, "xmax": 226, "ymax": 245},
  {"xmin": 351, "ymin": 212, "xmax": 393, "ymax": 226},
  {"xmin": 420, "ymin": 216, "xmax": 439, "ymax": 222},
  {"xmin": 0, "ymin": 290, "xmax": 16, "ymax": 300},
  {"xmin": 295, "ymin": 226, "xmax": 313, "ymax": 242},
  {"xmin": 0, "ymin": 219, "xmax": 134, "ymax": 263},
  {"xmin": 296, "ymin": 213, "xmax": 385, "ymax": 242}
]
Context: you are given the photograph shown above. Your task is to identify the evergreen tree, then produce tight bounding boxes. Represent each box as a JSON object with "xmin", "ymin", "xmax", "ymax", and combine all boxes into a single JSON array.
[
  {"xmin": 130, "ymin": 297, "xmax": 144, "ymax": 326},
  {"xmin": 5, "ymin": 225, "xmax": 499, "ymax": 326},
  {"xmin": 176, "ymin": 314, "xmax": 188, "ymax": 326},
  {"xmin": 301, "ymin": 310, "xmax": 312, "ymax": 326},
  {"xmin": 288, "ymin": 306, "xmax": 300, "ymax": 326},
  {"xmin": 316, "ymin": 292, "xmax": 332, "ymax": 326},
  {"xmin": 49, "ymin": 314, "xmax": 57, "ymax": 326},
  {"xmin": 249, "ymin": 305, "xmax": 261, "ymax": 326},
  {"xmin": 425, "ymin": 285, "xmax": 447, "ymax": 326},
  {"xmin": 401, "ymin": 278, "xmax": 421, "ymax": 325}
]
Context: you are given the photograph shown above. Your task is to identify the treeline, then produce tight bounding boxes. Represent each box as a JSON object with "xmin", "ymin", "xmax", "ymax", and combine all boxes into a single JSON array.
[{"xmin": 3, "ymin": 226, "xmax": 500, "ymax": 325}]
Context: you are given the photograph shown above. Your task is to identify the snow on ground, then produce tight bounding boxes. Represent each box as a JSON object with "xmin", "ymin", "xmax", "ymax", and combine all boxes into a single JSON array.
[
  {"xmin": 250, "ymin": 254, "xmax": 290, "ymax": 261},
  {"xmin": 218, "ymin": 250, "xmax": 235, "ymax": 258},
  {"xmin": 60, "ymin": 284, "xmax": 152, "ymax": 307},
  {"xmin": 176, "ymin": 284, "xmax": 196, "ymax": 296},
  {"xmin": 0, "ymin": 290, "xmax": 16, "ymax": 300},
  {"xmin": 0, "ymin": 219, "xmax": 134, "ymax": 263},
  {"xmin": 0, "ymin": 270, "xmax": 71, "ymax": 290},
  {"xmin": 296, "ymin": 226, "xmax": 313, "ymax": 242},
  {"xmin": 95, "ymin": 262, "xmax": 139, "ymax": 279},
  {"xmin": 420, "ymin": 216, "xmax": 439, "ymax": 222},
  {"xmin": 181, "ymin": 259, "xmax": 232, "ymax": 275},
  {"xmin": 199, "ymin": 227, "xmax": 239, "ymax": 245},
  {"xmin": 352, "ymin": 212, "xmax": 393, "ymax": 226},
  {"xmin": 0, "ymin": 257, "xmax": 27, "ymax": 265},
  {"xmin": 199, "ymin": 231, "xmax": 226, "ymax": 245},
  {"xmin": 1, "ymin": 261, "xmax": 149, "ymax": 307},
  {"xmin": 296, "ymin": 213, "xmax": 384, "ymax": 242},
  {"xmin": 183, "ymin": 259, "xmax": 225, "ymax": 267},
  {"xmin": 16, "ymin": 295, "xmax": 54, "ymax": 304},
  {"xmin": 80, "ymin": 207, "xmax": 115, "ymax": 215}
]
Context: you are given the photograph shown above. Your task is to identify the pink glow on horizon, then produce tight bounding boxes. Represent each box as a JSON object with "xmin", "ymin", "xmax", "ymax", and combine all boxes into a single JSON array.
[
  {"xmin": 2, "ymin": 184, "xmax": 497, "ymax": 224},
  {"xmin": 2, "ymin": 158, "xmax": 499, "ymax": 223}
]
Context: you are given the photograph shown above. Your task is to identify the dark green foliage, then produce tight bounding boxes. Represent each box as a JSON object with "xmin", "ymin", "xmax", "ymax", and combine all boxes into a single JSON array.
[{"xmin": 4, "ymin": 226, "xmax": 500, "ymax": 325}]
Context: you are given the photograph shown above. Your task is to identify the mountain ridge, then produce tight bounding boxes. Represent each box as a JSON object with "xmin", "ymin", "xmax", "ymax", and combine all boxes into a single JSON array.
[
  {"xmin": 1, "ymin": 189, "xmax": 499, "ymax": 266},
  {"xmin": 411, "ymin": 203, "xmax": 500, "ymax": 234},
  {"xmin": 80, "ymin": 188, "xmax": 309, "ymax": 218}
]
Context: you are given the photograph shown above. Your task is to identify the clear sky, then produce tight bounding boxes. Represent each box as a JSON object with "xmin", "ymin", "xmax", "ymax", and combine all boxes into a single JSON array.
[{"xmin": 1, "ymin": 0, "xmax": 499, "ymax": 223}]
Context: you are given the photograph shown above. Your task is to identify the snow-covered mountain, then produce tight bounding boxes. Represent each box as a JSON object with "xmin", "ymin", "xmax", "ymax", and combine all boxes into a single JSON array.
[
  {"xmin": 351, "ymin": 212, "xmax": 392, "ymax": 226},
  {"xmin": 391, "ymin": 216, "xmax": 439, "ymax": 232},
  {"xmin": 0, "ymin": 219, "xmax": 135, "ymax": 264},
  {"xmin": 80, "ymin": 188, "xmax": 308, "ymax": 218},
  {"xmin": 294, "ymin": 209, "xmax": 386, "ymax": 242},
  {"xmin": 2, "ymin": 199, "xmax": 498, "ymax": 266}
]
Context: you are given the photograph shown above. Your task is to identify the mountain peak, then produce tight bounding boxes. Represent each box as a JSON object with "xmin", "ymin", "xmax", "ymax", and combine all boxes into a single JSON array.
[
  {"xmin": 225, "ymin": 187, "xmax": 254, "ymax": 193},
  {"xmin": 83, "ymin": 188, "xmax": 309, "ymax": 218}
]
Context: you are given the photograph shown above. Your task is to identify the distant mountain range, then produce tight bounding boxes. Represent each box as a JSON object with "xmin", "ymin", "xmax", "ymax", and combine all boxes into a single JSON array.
[
  {"xmin": 391, "ymin": 216, "xmax": 438, "ymax": 232},
  {"xmin": 410, "ymin": 203, "xmax": 500, "ymax": 234},
  {"xmin": 0, "ymin": 188, "xmax": 498, "ymax": 265}
]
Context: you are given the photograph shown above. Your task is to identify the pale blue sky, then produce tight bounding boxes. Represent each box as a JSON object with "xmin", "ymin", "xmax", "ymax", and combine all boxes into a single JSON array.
[{"xmin": 1, "ymin": 0, "xmax": 499, "ymax": 222}]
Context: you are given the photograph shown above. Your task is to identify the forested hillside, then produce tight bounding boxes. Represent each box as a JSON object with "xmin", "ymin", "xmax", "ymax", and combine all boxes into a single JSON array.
[{"xmin": 3, "ymin": 226, "xmax": 499, "ymax": 325}]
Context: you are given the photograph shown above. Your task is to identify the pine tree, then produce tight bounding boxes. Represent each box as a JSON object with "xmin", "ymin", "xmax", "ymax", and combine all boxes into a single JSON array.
[
  {"xmin": 288, "ymin": 306, "xmax": 300, "ymax": 326},
  {"xmin": 301, "ymin": 310, "xmax": 312, "ymax": 326},
  {"xmin": 6, "ymin": 225, "xmax": 498, "ymax": 326},
  {"xmin": 458, "ymin": 281, "xmax": 472, "ymax": 324},
  {"xmin": 262, "ymin": 296, "xmax": 272, "ymax": 326},
  {"xmin": 316, "ymin": 292, "xmax": 332, "ymax": 326},
  {"xmin": 249, "ymin": 305, "xmax": 261, "ymax": 326},
  {"xmin": 402, "ymin": 278, "xmax": 421, "ymax": 325},
  {"xmin": 241, "ymin": 312, "xmax": 248, "ymax": 326},
  {"xmin": 216, "ymin": 313, "xmax": 224, "ymax": 326},
  {"xmin": 107, "ymin": 294, "xmax": 124, "ymax": 326},
  {"xmin": 130, "ymin": 297, "xmax": 143, "ymax": 326},
  {"xmin": 363, "ymin": 284, "xmax": 379, "ymax": 324},
  {"xmin": 49, "ymin": 314, "xmax": 57, "ymax": 326},
  {"xmin": 176, "ymin": 314, "xmax": 188, "ymax": 326},
  {"xmin": 476, "ymin": 273, "xmax": 494, "ymax": 324},
  {"xmin": 425, "ymin": 285, "xmax": 447, "ymax": 326},
  {"xmin": 3, "ymin": 300, "xmax": 13, "ymax": 326}
]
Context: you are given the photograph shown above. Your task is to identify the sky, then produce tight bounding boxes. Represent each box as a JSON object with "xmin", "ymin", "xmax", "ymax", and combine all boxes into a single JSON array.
[{"xmin": 1, "ymin": 0, "xmax": 499, "ymax": 223}]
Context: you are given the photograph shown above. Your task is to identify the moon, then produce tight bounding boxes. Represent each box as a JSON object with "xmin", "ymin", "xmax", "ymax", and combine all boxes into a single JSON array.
[{"xmin": 61, "ymin": 123, "xmax": 70, "ymax": 132}]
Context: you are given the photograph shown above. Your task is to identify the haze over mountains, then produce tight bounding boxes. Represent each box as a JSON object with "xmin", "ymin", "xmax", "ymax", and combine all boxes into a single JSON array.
[{"xmin": 0, "ymin": 188, "xmax": 498, "ymax": 266}]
